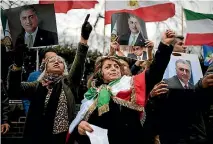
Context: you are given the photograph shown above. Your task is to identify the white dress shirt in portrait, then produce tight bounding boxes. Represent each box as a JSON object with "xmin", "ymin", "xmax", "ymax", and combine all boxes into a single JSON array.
[
  {"xmin": 24, "ymin": 27, "xmax": 38, "ymax": 47},
  {"xmin": 128, "ymin": 32, "xmax": 140, "ymax": 46},
  {"xmin": 178, "ymin": 78, "xmax": 189, "ymax": 89}
]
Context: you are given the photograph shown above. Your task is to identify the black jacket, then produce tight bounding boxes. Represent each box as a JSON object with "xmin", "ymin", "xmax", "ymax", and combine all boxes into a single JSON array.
[
  {"xmin": 195, "ymin": 63, "xmax": 213, "ymax": 144},
  {"xmin": 75, "ymin": 42, "xmax": 173, "ymax": 144},
  {"xmin": 127, "ymin": 51, "xmax": 147, "ymax": 60},
  {"xmin": 1, "ymin": 80, "xmax": 10, "ymax": 124},
  {"xmin": 15, "ymin": 27, "xmax": 58, "ymax": 47},
  {"xmin": 164, "ymin": 75, "xmax": 195, "ymax": 89},
  {"xmin": 119, "ymin": 32, "xmax": 146, "ymax": 46},
  {"xmin": 142, "ymin": 63, "xmax": 212, "ymax": 144},
  {"xmin": 152, "ymin": 67, "xmax": 212, "ymax": 144},
  {"xmin": 156, "ymin": 89, "xmax": 208, "ymax": 144},
  {"xmin": 1, "ymin": 44, "xmax": 12, "ymax": 124}
]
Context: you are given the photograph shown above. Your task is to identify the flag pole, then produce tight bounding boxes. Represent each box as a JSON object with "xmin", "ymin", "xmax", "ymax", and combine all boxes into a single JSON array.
[
  {"xmin": 36, "ymin": 48, "xmax": 39, "ymax": 71},
  {"xmin": 103, "ymin": 2, "xmax": 106, "ymax": 54},
  {"xmin": 181, "ymin": 6, "xmax": 184, "ymax": 35}
]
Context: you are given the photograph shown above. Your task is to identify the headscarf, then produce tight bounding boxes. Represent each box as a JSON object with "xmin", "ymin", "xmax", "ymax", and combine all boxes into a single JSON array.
[{"xmin": 37, "ymin": 55, "xmax": 68, "ymax": 87}]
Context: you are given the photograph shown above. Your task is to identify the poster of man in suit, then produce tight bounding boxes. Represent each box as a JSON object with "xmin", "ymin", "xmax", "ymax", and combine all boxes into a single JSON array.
[
  {"xmin": 111, "ymin": 12, "xmax": 149, "ymax": 61},
  {"xmin": 165, "ymin": 59, "xmax": 194, "ymax": 89},
  {"xmin": 4, "ymin": 4, "xmax": 58, "ymax": 81},
  {"xmin": 163, "ymin": 53, "xmax": 203, "ymax": 89},
  {"xmin": 5, "ymin": 4, "xmax": 58, "ymax": 48}
]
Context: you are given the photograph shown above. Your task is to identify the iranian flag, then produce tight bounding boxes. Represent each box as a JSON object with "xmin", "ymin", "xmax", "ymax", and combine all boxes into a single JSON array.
[
  {"xmin": 184, "ymin": 9, "xmax": 213, "ymax": 46},
  {"xmin": 105, "ymin": 1, "xmax": 175, "ymax": 25},
  {"xmin": 66, "ymin": 71, "xmax": 147, "ymax": 143},
  {"xmin": 39, "ymin": 0, "xmax": 98, "ymax": 13}
]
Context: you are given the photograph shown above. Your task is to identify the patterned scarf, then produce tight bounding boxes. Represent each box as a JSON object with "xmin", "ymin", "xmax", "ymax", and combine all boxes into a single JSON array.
[{"xmin": 41, "ymin": 73, "xmax": 63, "ymax": 87}]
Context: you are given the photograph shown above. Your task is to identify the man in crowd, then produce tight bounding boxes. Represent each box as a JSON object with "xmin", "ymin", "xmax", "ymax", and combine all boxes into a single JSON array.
[
  {"xmin": 127, "ymin": 43, "xmax": 148, "ymax": 60},
  {"xmin": 172, "ymin": 36, "xmax": 187, "ymax": 53},
  {"xmin": 148, "ymin": 61, "xmax": 213, "ymax": 144},
  {"xmin": 16, "ymin": 5, "xmax": 58, "ymax": 47},
  {"xmin": 128, "ymin": 40, "xmax": 154, "ymax": 74},
  {"xmin": 119, "ymin": 15, "xmax": 146, "ymax": 46},
  {"xmin": 164, "ymin": 59, "xmax": 194, "ymax": 89},
  {"xmin": 109, "ymin": 38, "xmax": 154, "ymax": 75},
  {"xmin": 196, "ymin": 63, "xmax": 213, "ymax": 144}
]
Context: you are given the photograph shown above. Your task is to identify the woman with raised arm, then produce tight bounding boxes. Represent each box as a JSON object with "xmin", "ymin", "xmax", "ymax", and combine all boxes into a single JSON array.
[
  {"xmin": 7, "ymin": 14, "xmax": 92, "ymax": 144},
  {"xmin": 67, "ymin": 30, "xmax": 175, "ymax": 144}
]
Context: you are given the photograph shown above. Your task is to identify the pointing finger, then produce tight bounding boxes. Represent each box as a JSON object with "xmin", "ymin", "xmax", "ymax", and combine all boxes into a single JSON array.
[{"xmin": 84, "ymin": 14, "xmax": 90, "ymax": 23}]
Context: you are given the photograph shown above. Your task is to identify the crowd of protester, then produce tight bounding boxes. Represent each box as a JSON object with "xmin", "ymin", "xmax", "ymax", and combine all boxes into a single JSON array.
[{"xmin": 1, "ymin": 13, "xmax": 213, "ymax": 144}]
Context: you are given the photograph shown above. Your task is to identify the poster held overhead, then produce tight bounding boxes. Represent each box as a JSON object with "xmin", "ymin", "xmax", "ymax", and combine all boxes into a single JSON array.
[
  {"xmin": 5, "ymin": 4, "xmax": 58, "ymax": 47},
  {"xmin": 107, "ymin": 1, "xmax": 175, "ymax": 61},
  {"xmin": 5, "ymin": 4, "xmax": 59, "ymax": 80},
  {"xmin": 111, "ymin": 12, "xmax": 149, "ymax": 61},
  {"xmin": 163, "ymin": 53, "xmax": 203, "ymax": 89}
]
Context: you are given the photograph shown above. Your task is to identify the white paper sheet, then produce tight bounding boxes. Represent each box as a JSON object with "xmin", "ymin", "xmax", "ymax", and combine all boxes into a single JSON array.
[
  {"xmin": 68, "ymin": 98, "xmax": 94, "ymax": 133},
  {"xmin": 86, "ymin": 124, "xmax": 109, "ymax": 144}
]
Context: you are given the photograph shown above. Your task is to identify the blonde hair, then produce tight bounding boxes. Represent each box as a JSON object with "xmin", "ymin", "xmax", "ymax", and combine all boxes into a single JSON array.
[{"xmin": 37, "ymin": 56, "xmax": 68, "ymax": 81}]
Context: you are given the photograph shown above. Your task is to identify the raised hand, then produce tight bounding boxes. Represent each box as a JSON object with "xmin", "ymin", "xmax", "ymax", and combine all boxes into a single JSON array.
[
  {"xmin": 145, "ymin": 40, "xmax": 154, "ymax": 49},
  {"xmin": 81, "ymin": 14, "xmax": 93, "ymax": 40},
  {"xmin": 109, "ymin": 41, "xmax": 119, "ymax": 56},
  {"xmin": 161, "ymin": 30, "xmax": 176, "ymax": 46},
  {"xmin": 150, "ymin": 81, "xmax": 169, "ymax": 97},
  {"xmin": 202, "ymin": 74, "xmax": 213, "ymax": 88}
]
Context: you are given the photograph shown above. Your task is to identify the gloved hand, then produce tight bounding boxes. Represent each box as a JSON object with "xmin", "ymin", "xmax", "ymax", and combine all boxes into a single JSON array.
[
  {"xmin": 14, "ymin": 44, "xmax": 27, "ymax": 67},
  {"xmin": 81, "ymin": 14, "xmax": 92, "ymax": 40}
]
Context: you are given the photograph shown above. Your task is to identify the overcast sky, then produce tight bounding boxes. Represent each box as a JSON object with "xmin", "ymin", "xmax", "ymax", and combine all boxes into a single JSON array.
[{"xmin": 1, "ymin": 0, "xmax": 213, "ymax": 53}]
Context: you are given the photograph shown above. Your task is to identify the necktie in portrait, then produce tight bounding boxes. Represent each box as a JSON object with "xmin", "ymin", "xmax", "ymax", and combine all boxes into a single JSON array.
[
  {"xmin": 184, "ymin": 85, "xmax": 188, "ymax": 89},
  {"xmin": 28, "ymin": 34, "xmax": 33, "ymax": 47},
  {"xmin": 131, "ymin": 35, "xmax": 136, "ymax": 46}
]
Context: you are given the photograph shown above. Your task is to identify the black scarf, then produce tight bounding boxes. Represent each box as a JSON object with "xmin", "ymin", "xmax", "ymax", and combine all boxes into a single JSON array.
[{"xmin": 23, "ymin": 80, "xmax": 62, "ymax": 144}]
